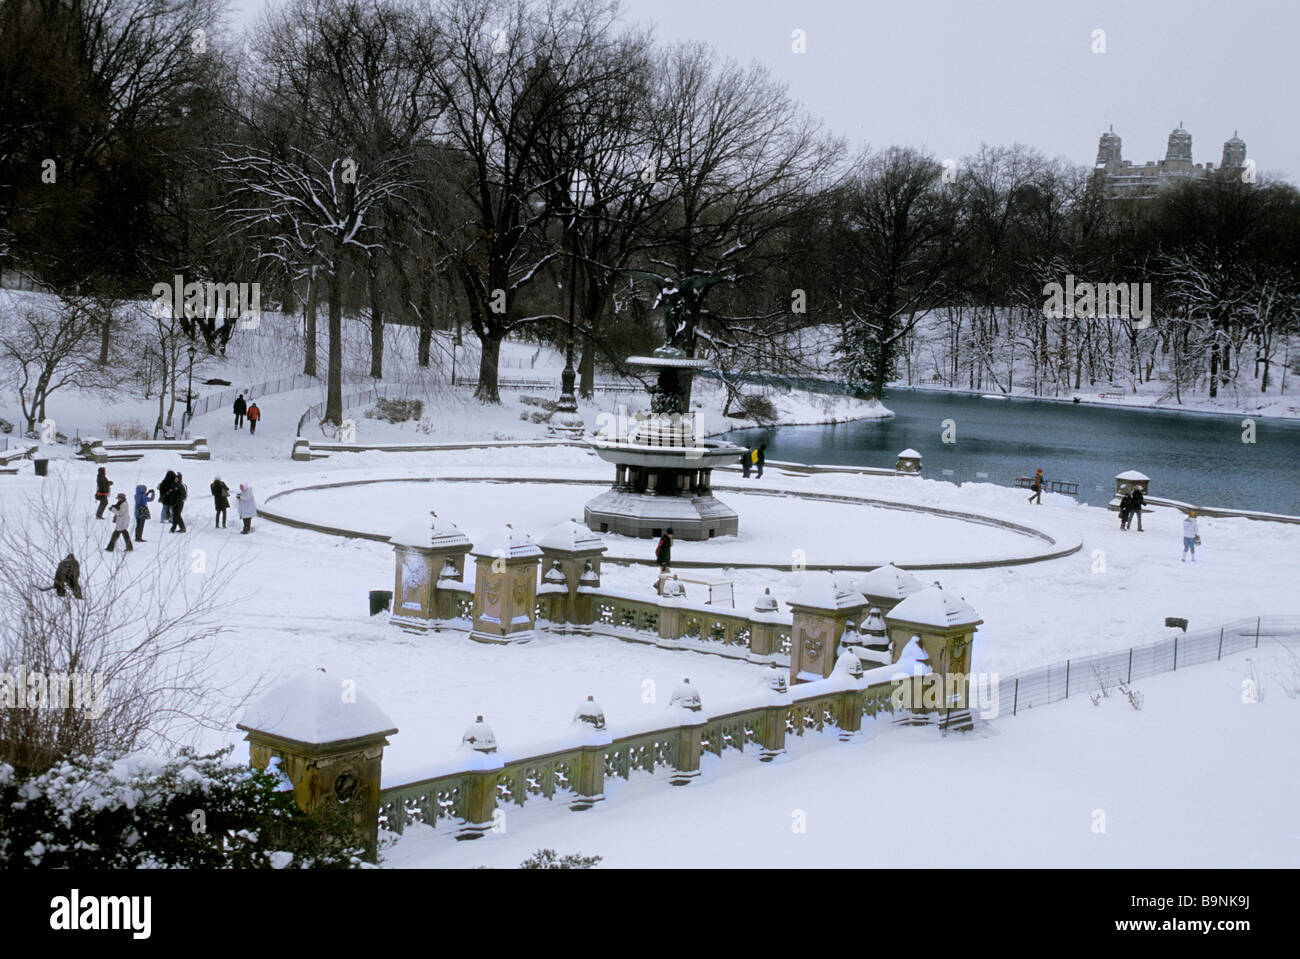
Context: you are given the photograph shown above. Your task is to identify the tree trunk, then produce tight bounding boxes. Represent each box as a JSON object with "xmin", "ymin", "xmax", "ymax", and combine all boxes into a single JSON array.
[
  {"xmin": 303, "ymin": 273, "xmax": 318, "ymax": 378},
  {"xmin": 368, "ymin": 258, "xmax": 384, "ymax": 379},
  {"xmin": 475, "ymin": 333, "xmax": 502, "ymax": 403},
  {"xmin": 325, "ymin": 271, "xmax": 343, "ymax": 424},
  {"xmin": 99, "ymin": 307, "xmax": 112, "ymax": 366},
  {"xmin": 417, "ymin": 322, "xmax": 432, "ymax": 368},
  {"xmin": 578, "ymin": 335, "xmax": 595, "ymax": 398}
]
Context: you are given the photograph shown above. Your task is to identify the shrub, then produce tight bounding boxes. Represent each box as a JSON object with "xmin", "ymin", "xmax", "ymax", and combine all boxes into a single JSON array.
[
  {"xmin": 104, "ymin": 419, "xmax": 149, "ymax": 440},
  {"xmin": 365, "ymin": 397, "xmax": 423, "ymax": 424},
  {"xmin": 737, "ymin": 394, "xmax": 778, "ymax": 423},
  {"xmin": 0, "ymin": 747, "xmax": 365, "ymax": 869},
  {"xmin": 520, "ymin": 848, "xmax": 602, "ymax": 869}
]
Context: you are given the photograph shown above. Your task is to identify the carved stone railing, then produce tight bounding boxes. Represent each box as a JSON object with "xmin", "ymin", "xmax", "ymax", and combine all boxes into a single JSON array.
[
  {"xmin": 377, "ymin": 666, "xmax": 914, "ymax": 841},
  {"xmin": 577, "ymin": 587, "xmax": 792, "ymax": 665}
]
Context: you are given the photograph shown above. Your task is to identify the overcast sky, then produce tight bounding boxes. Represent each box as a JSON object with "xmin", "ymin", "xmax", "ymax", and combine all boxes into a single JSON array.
[{"xmin": 231, "ymin": 0, "xmax": 1300, "ymax": 182}]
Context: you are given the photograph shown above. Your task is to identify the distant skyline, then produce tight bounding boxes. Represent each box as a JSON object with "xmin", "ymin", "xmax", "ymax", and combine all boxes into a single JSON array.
[{"xmin": 229, "ymin": 0, "xmax": 1300, "ymax": 183}]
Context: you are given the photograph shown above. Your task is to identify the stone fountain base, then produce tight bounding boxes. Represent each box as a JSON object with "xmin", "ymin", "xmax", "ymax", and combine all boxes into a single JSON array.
[{"xmin": 584, "ymin": 489, "xmax": 738, "ymax": 540}]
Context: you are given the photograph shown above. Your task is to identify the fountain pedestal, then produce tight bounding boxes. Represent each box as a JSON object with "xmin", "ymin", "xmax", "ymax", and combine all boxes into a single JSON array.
[{"xmin": 584, "ymin": 347, "xmax": 744, "ymax": 541}]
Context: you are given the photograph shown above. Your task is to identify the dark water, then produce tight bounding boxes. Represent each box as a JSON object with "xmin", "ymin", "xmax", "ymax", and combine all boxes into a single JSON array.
[{"xmin": 723, "ymin": 389, "xmax": 1300, "ymax": 514}]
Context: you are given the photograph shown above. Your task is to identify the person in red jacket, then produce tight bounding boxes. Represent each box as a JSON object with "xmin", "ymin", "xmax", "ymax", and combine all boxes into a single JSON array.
[{"xmin": 247, "ymin": 401, "xmax": 261, "ymax": 435}]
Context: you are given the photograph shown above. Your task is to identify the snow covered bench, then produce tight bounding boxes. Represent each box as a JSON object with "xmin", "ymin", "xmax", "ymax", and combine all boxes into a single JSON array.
[
  {"xmin": 78, "ymin": 436, "xmax": 210, "ymax": 463},
  {"xmin": 0, "ymin": 442, "xmax": 38, "ymax": 474}
]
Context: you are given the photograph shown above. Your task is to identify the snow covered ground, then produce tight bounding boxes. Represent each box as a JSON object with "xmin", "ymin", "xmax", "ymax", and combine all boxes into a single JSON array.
[
  {"xmin": 385, "ymin": 645, "xmax": 1300, "ymax": 868},
  {"xmin": 3, "ymin": 286, "xmax": 1299, "ymax": 869}
]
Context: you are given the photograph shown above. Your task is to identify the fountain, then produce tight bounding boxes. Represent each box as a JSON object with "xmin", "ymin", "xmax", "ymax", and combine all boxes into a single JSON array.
[{"xmin": 584, "ymin": 287, "xmax": 746, "ymax": 540}]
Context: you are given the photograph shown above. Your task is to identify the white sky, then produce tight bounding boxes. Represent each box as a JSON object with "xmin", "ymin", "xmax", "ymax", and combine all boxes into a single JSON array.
[{"xmin": 228, "ymin": 0, "xmax": 1300, "ymax": 182}]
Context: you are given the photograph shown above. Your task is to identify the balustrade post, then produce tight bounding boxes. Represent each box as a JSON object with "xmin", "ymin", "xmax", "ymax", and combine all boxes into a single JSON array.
[
  {"xmin": 757, "ymin": 666, "xmax": 790, "ymax": 762},
  {"xmin": 668, "ymin": 679, "xmax": 705, "ymax": 785},
  {"xmin": 570, "ymin": 696, "xmax": 609, "ymax": 811},
  {"xmin": 457, "ymin": 716, "xmax": 502, "ymax": 840}
]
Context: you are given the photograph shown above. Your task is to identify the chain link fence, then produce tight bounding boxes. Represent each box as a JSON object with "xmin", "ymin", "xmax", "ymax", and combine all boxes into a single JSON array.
[{"xmin": 994, "ymin": 615, "xmax": 1300, "ymax": 716}]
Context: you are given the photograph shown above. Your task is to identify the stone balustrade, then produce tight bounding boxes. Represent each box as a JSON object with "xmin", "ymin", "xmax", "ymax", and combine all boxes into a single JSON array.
[{"xmin": 377, "ymin": 662, "xmax": 918, "ymax": 840}]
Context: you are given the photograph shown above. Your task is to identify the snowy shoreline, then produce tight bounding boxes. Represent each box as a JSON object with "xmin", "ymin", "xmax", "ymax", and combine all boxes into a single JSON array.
[{"xmin": 886, "ymin": 380, "xmax": 1300, "ymax": 422}]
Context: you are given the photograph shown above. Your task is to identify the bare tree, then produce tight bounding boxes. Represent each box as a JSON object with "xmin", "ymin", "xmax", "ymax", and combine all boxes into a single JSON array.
[
  {"xmin": 641, "ymin": 42, "xmax": 842, "ymax": 396},
  {"xmin": 829, "ymin": 147, "xmax": 958, "ymax": 400},
  {"xmin": 219, "ymin": 145, "xmax": 416, "ymax": 424},
  {"xmin": 0, "ymin": 479, "xmax": 246, "ymax": 775},
  {"xmin": 0, "ymin": 295, "xmax": 114, "ymax": 434}
]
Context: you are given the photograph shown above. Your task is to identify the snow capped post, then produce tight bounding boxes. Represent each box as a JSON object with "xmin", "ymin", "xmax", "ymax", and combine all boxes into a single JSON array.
[
  {"xmin": 237, "ymin": 670, "xmax": 398, "ymax": 862},
  {"xmin": 748, "ymin": 587, "xmax": 785, "ymax": 657},
  {"xmin": 895, "ymin": 448, "xmax": 922, "ymax": 475},
  {"xmin": 470, "ymin": 525, "xmax": 543, "ymax": 644},
  {"xmin": 388, "ymin": 511, "xmax": 473, "ymax": 633},
  {"xmin": 856, "ymin": 563, "xmax": 924, "ymax": 619},
  {"xmin": 786, "ymin": 572, "xmax": 869, "ymax": 685},
  {"xmin": 883, "ymin": 585, "xmax": 983, "ymax": 730},
  {"xmin": 458, "ymin": 715, "xmax": 502, "ymax": 840},
  {"xmin": 667, "ymin": 678, "xmax": 706, "ymax": 785},
  {"xmin": 537, "ymin": 519, "xmax": 607, "ymax": 634},
  {"xmin": 1111, "ymin": 470, "xmax": 1151, "ymax": 511},
  {"xmin": 569, "ymin": 696, "xmax": 611, "ymax": 810}
]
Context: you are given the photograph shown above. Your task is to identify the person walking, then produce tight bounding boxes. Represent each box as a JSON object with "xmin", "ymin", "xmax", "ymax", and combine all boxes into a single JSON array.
[
  {"xmin": 1129, "ymin": 486, "xmax": 1146, "ymax": 532},
  {"xmin": 233, "ymin": 394, "xmax": 247, "ymax": 430},
  {"xmin": 211, "ymin": 476, "xmax": 231, "ymax": 528},
  {"xmin": 1118, "ymin": 490, "xmax": 1133, "ymax": 531},
  {"xmin": 133, "ymin": 484, "xmax": 155, "ymax": 543},
  {"xmin": 755, "ymin": 443, "xmax": 766, "ymax": 479},
  {"xmin": 237, "ymin": 483, "xmax": 257, "ymax": 533},
  {"xmin": 94, "ymin": 467, "xmax": 113, "ymax": 518},
  {"xmin": 158, "ymin": 470, "xmax": 177, "ymax": 526},
  {"xmin": 741, "ymin": 450, "xmax": 751, "ymax": 479},
  {"xmin": 169, "ymin": 472, "xmax": 188, "ymax": 533},
  {"xmin": 105, "ymin": 493, "xmax": 133, "ymax": 552},
  {"xmin": 1027, "ymin": 468, "xmax": 1044, "ymax": 505},
  {"xmin": 653, "ymin": 527, "xmax": 674, "ymax": 593},
  {"xmin": 247, "ymin": 401, "xmax": 261, "ymax": 435},
  {"xmin": 1182, "ymin": 511, "xmax": 1200, "ymax": 561}
]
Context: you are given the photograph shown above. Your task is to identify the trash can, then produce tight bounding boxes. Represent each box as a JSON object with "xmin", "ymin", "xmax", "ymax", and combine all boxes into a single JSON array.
[
  {"xmin": 34, "ymin": 458, "xmax": 49, "ymax": 477},
  {"xmin": 369, "ymin": 590, "xmax": 393, "ymax": 616}
]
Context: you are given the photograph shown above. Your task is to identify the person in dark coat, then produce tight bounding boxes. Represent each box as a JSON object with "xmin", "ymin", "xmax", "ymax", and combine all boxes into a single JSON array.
[
  {"xmin": 233, "ymin": 394, "xmax": 247, "ymax": 429},
  {"xmin": 655, "ymin": 528, "xmax": 673, "ymax": 568},
  {"xmin": 1118, "ymin": 491, "xmax": 1133, "ymax": 530},
  {"xmin": 94, "ymin": 467, "xmax": 113, "ymax": 518},
  {"xmin": 1027, "ymin": 468, "xmax": 1044, "ymax": 505},
  {"xmin": 168, "ymin": 472, "xmax": 188, "ymax": 533},
  {"xmin": 741, "ymin": 450, "xmax": 751, "ymax": 478},
  {"xmin": 39, "ymin": 553, "xmax": 83, "ymax": 599},
  {"xmin": 247, "ymin": 401, "xmax": 261, "ymax": 435},
  {"xmin": 210, "ymin": 476, "xmax": 230, "ymax": 528},
  {"xmin": 755, "ymin": 443, "xmax": 766, "ymax": 479},
  {"xmin": 1129, "ymin": 486, "xmax": 1145, "ymax": 532},
  {"xmin": 106, "ymin": 493, "xmax": 133, "ymax": 551},
  {"xmin": 158, "ymin": 470, "xmax": 177, "ymax": 526},
  {"xmin": 133, "ymin": 484, "xmax": 155, "ymax": 542}
]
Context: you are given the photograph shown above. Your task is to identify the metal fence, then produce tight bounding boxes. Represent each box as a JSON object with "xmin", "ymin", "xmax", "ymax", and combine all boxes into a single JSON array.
[
  {"xmin": 186, "ymin": 373, "xmax": 318, "ymax": 421},
  {"xmin": 296, "ymin": 384, "xmax": 410, "ymax": 436},
  {"xmin": 994, "ymin": 615, "xmax": 1300, "ymax": 716}
]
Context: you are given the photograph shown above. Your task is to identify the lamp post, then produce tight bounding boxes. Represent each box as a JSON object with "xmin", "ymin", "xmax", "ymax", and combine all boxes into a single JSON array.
[
  {"xmin": 556, "ymin": 162, "xmax": 582, "ymax": 415},
  {"xmin": 185, "ymin": 344, "xmax": 196, "ymax": 424}
]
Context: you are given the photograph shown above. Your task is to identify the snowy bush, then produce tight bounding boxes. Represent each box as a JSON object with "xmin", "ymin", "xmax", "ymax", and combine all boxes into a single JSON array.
[
  {"xmin": 365, "ymin": 397, "xmax": 423, "ymax": 423},
  {"xmin": 104, "ymin": 418, "xmax": 149, "ymax": 440},
  {"xmin": 0, "ymin": 747, "xmax": 365, "ymax": 869},
  {"xmin": 519, "ymin": 849, "xmax": 602, "ymax": 869},
  {"xmin": 736, "ymin": 394, "xmax": 778, "ymax": 423}
]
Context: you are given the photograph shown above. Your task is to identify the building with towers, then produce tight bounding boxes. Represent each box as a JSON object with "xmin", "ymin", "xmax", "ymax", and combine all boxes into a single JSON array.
[{"xmin": 1094, "ymin": 124, "xmax": 1250, "ymax": 200}]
